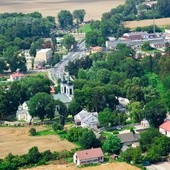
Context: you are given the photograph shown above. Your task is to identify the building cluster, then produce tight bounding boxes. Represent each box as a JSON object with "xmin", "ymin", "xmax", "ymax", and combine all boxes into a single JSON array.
[{"xmin": 106, "ymin": 30, "xmax": 170, "ymax": 51}]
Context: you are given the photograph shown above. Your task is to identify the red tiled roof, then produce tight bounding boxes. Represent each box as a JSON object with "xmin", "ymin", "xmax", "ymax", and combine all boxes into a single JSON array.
[
  {"xmin": 10, "ymin": 72, "xmax": 24, "ymax": 77},
  {"xmin": 76, "ymin": 148, "xmax": 103, "ymax": 161},
  {"xmin": 160, "ymin": 121, "xmax": 170, "ymax": 131}
]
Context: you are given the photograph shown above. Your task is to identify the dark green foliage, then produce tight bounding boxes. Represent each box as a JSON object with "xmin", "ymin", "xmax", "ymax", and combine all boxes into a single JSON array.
[
  {"xmin": 67, "ymin": 128, "xmax": 99, "ymax": 149},
  {"xmin": 102, "ymin": 135, "xmax": 121, "ymax": 154},
  {"xmin": 62, "ymin": 34, "xmax": 76, "ymax": 51},
  {"xmin": 57, "ymin": 10, "xmax": 73, "ymax": 29},
  {"xmin": 144, "ymin": 100, "xmax": 167, "ymax": 128},
  {"xmin": 73, "ymin": 9, "xmax": 86, "ymax": 24},
  {"xmin": 28, "ymin": 92, "xmax": 56, "ymax": 122},
  {"xmin": 52, "ymin": 123, "xmax": 64, "ymax": 132},
  {"xmin": 139, "ymin": 128, "xmax": 161, "ymax": 152},
  {"xmin": 121, "ymin": 147, "xmax": 143, "ymax": 164},
  {"xmin": 29, "ymin": 128, "xmax": 37, "ymax": 136},
  {"xmin": 0, "ymin": 147, "xmax": 58, "ymax": 169}
]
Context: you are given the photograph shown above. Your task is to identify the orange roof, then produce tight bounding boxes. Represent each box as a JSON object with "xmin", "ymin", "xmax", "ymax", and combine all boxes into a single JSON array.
[
  {"xmin": 90, "ymin": 46, "xmax": 102, "ymax": 51},
  {"xmin": 160, "ymin": 121, "xmax": 170, "ymax": 131},
  {"xmin": 76, "ymin": 148, "xmax": 103, "ymax": 161},
  {"xmin": 10, "ymin": 72, "xmax": 24, "ymax": 77}
]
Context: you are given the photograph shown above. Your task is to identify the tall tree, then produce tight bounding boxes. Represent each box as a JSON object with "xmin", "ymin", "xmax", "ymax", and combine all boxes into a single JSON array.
[
  {"xmin": 28, "ymin": 92, "xmax": 55, "ymax": 122},
  {"xmin": 144, "ymin": 100, "xmax": 167, "ymax": 128},
  {"xmin": 73, "ymin": 9, "xmax": 86, "ymax": 24},
  {"xmin": 62, "ymin": 34, "xmax": 76, "ymax": 51},
  {"xmin": 57, "ymin": 10, "xmax": 73, "ymax": 29}
]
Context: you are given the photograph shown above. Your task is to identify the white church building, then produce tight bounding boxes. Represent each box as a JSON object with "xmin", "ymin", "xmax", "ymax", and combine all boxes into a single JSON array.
[{"xmin": 53, "ymin": 75, "xmax": 74, "ymax": 108}]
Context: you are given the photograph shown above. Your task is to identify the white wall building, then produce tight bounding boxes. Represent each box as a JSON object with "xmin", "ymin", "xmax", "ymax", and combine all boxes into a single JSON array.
[
  {"xmin": 74, "ymin": 109, "xmax": 99, "ymax": 129},
  {"xmin": 16, "ymin": 102, "xmax": 32, "ymax": 123},
  {"xmin": 10, "ymin": 72, "xmax": 24, "ymax": 82}
]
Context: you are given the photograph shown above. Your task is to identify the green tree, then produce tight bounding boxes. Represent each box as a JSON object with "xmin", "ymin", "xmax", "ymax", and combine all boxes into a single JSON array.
[
  {"xmin": 73, "ymin": 9, "xmax": 86, "ymax": 24},
  {"xmin": 144, "ymin": 100, "xmax": 167, "ymax": 128},
  {"xmin": 157, "ymin": 0, "xmax": 170, "ymax": 17},
  {"xmin": 79, "ymin": 129, "xmax": 98, "ymax": 149},
  {"xmin": 0, "ymin": 87, "xmax": 8, "ymax": 119},
  {"xmin": 58, "ymin": 10, "xmax": 73, "ymax": 29},
  {"xmin": 52, "ymin": 122, "xmax": 63, "ymax": 132},
  {"xmin": 139, "ymin": 128, "xmax": 161, "ymax": 152},
  {"xmin": 28, "ymin": 92, "xmax": 55, "ymax": 122},
  {"xmin": 128, "ymin": 102, "xmax": 143, "ymax": 123},
  {"xmin": 54, "ymin": 100, "xmax": 68, "ymax": 126},
  {"xmin": 68, "ymin": 100, "xmax": 82, "ymax": 117},
  {"xmin": 27, "ymin": 147, "xmax": 41, "ymax": 164},
  {"xmin": 141, "ymin": 41, "xmax": 153, "ymax": 51},
  {"xmin": 102, "ymin": 135, "xmax": 121, "ymax": 154},
  {"xmin": 62, "ymin": 34, "xmax": 76, "ymax": 51}
]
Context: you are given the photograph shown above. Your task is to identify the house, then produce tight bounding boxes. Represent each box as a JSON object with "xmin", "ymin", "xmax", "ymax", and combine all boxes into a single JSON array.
[
  {"xmin": 53, "ymin": 75, "xmax": 73, "ymax": 108},
  {"xmin": 74, "ymin": 109, "xmax": 99, "ymax": 129},
  {"xmin": 16, "ymin": 102, "xmax": 32, "ymax": 123},
  {"xmin": 159, "ymin": 121, "xmax": 170, "ymax": 137},
  {"xmin": 117, "ymin": 132, "xmax": 140, "ymax": 146},
  {"xmin": 10, "ymin": 72, "xmax": 24, "ymax": 82},
  {"xmin": 34, "ymin": 48, "xmax": 52, "ymax": 67},
  {"xmin": 150, "ymin": 42, "xmax": 166, "ymax": 50},
  {"xmin": 73, "ymin": 148, "xmax": 104, "ymax": 166}
]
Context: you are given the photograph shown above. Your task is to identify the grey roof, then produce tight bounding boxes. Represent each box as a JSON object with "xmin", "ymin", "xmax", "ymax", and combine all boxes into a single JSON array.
[
  {"xmin": 117, "ymin": 132, "xmax": 140, "ymax": 144},
  {"xmin": 53, "ymin": 93, "xmax": 71, "ymax": 104},
  {"xmin": 106, "ymin": 38, "xmax": 165, "ymax": 49}
]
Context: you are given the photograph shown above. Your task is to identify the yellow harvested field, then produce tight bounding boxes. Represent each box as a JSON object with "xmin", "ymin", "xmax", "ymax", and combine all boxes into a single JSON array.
[
  {"xmin": 0, "ymin": 0, "xmax": 125, "ymax": 20},
  {"xmin": 29, "ymin": 162, "xmax": 140, "ymax": 170},
  {"xmin": 124, "ymin": 18, "xmax": 170, "ymax": 28},
  {"xmin": 0, "ymin": 126, "xmax": 76, "ymax": 159}
]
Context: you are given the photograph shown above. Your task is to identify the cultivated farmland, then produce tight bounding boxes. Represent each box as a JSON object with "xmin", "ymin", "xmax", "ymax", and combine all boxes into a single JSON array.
[
  {"xmin": 124, "ymin": 18, "xmax": 170, "ymax": 28},
  {"xmin": 0, "ymin": 126, "xmax": 76, "ymax": 159},
  {"xmin": 0, "ymin": 0, "xmax": 125, "ymax": 20}
]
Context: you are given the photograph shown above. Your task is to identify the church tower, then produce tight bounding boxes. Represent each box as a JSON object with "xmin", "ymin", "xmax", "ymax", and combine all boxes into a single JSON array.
[
  {"xmin": 60, "ymin": 75, "xmax": 67, "ymax": 94},
  {"xmin": 66, "ymin": 76, "xmax": 74, "ymax": 100}
]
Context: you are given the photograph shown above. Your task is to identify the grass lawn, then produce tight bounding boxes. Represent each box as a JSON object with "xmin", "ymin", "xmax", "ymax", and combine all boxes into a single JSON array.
[
  {"xmin": 78, "ymin": 24, "xmax": 92, "ymax": 33},
  {"xmin": 142, "ymin": 49, "xmax": 160, "ymax": 54},
  {"xmin": 145, "ymin": 72, "xmax": 166, "ymax": 98}
]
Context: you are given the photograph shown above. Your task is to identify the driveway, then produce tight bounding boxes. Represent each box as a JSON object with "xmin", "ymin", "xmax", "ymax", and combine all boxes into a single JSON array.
[{"xmin": 146, "ymin": 162, "xmax": 170, "ymax": 170}]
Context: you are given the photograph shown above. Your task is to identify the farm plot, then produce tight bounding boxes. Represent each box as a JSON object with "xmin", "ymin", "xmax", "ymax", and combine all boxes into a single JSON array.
[{"xmin": 0, "ymin": 126, "xmax": 76, "ymax": 159}]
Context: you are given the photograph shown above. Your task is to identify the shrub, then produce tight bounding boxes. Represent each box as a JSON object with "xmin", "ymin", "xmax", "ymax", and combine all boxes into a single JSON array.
[
  {"xmin": 29, "ymin": 128, "xmax": 37, "ymax": 136},
  {"xmin": 52, "ymin": 123, "xmax": 63, "ymax": 132}
]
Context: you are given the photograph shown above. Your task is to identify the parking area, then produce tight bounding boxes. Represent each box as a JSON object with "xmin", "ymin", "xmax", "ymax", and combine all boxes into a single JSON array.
[{"xmin": 146, "ymin": 162, "xmax": 170, "ymax": 170}]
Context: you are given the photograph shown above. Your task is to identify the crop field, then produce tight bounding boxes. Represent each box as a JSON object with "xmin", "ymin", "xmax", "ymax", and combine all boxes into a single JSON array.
[
  {"xmin": 124, "ymin": 18, "xmax": 170, "ymax": 28},
  {"xmin": 0, "ymin": 126, "xmax": 76, "ymax": 159},
  {"xmin": 0, "ymin": 0, "xmax": 125, "ymax": 20},
  {"xmin": 29, "ymin": 162, "xmax": 141, "ymax": 170}
]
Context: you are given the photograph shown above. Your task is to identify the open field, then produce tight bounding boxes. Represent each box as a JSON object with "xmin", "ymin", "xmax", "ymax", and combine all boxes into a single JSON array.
[
  {"xmin": 0, "ymin": 126, "xmax": 76, "ymax": 159},
  {"xmin": 29, "ymin": 162, "xmax": 141, "ymax": 170},
  {"xmin": 0, "ymin": 0, "xmax": 125, "ymax": 20},
  {"xmin": 124, "ymin": 18, "xmax": 170, "ymax": 28}
]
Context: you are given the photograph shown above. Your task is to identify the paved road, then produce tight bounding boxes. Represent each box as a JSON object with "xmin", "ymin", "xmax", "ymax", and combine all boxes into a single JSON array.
[{"xmin": 52, "ymin": 41, "xmax": 86, "ymax": 82}]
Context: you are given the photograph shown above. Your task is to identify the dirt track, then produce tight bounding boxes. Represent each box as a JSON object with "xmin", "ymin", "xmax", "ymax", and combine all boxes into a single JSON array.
[
  {"xmin": 0, "ymin": 126, "xmax": 76, "ymax": 159},
  {"xmin": 0, "ymin": 0, "xmax": 125, "ymax": 20}
]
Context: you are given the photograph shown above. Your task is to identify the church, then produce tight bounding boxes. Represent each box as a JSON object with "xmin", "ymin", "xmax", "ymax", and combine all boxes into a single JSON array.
[{"xmin": 53, "ymin": 75, "xmax": 74, "ymax": 108}]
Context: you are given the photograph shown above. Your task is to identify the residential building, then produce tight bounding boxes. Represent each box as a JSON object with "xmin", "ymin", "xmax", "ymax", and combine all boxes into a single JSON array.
[
  {"xmin": 10, "ymin": 72, "xmax": 24, "ymax": 82},
  {"xmin": 122, "ymin": 32, "xmax": 149, "ymax": 40},
  {"xmin": 159, "ymin": 121, "xmax": 170, "ymax": 137},
  {"xmin": 73, "ymin": 148, "xmax": 104, "ymax": 166},
  {"xmin": 74, "ymin": 109, "xmax": 99, "ymax": 129},
  {"xmin": 117, "ymin": 132, "xmax": 140, "ymax": 146},
  {"xmin": 16, "ymin": 102, "xmax": 32, "ymax": 123},
  {"xmin": 135, "ymin": 119, "xmax": 150, "ymax": 132},
  {"xmin": 90, "ymin": 46, "xmax": 103, "ymax": 54}
]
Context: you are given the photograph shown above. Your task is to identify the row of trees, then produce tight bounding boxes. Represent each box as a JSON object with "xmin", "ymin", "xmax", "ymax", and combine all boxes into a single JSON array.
[{"xmin": 57, "ymin": 9, "xmax": 86, "ymax": 29}]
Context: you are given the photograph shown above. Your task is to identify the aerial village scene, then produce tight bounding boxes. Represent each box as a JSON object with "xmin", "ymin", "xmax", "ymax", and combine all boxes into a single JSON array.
[{"xmin": 0, "ymin": 0, "xmax": 170, "ymax": 170}]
